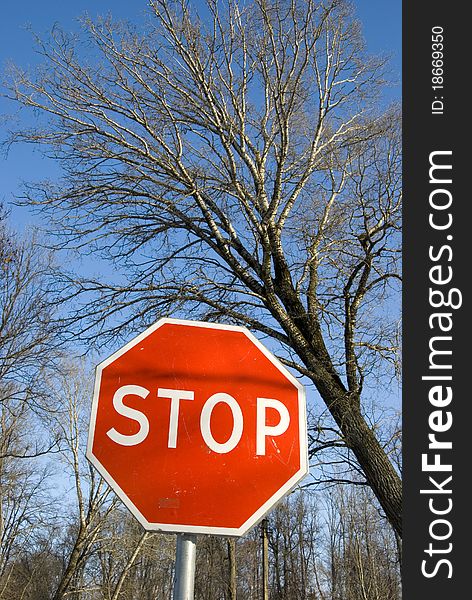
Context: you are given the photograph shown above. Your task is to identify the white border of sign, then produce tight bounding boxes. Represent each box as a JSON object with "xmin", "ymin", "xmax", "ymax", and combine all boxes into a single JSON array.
[{"xmin": 86, "ymin": 318, "xmax": 309, "ymax": 537}]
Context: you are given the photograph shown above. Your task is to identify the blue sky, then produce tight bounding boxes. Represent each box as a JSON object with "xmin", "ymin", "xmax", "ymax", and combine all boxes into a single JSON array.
[{"xmin": 1, "ymin": 0, "xmax": 401, "ymax": 231}]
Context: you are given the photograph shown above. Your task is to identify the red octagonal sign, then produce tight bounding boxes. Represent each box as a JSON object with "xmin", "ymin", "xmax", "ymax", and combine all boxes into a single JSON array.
[{"xmin": 87, "ymin": 319, "xmax": 308, "ymax": 536}]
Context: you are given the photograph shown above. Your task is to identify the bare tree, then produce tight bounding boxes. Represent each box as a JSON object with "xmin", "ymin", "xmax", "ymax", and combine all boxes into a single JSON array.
[
  {"xmin": 47, "ymin": 366, "xmax": 117, "ymax": 600},
  {"xmin": 0, "ymin": 213, "xmax": 64, "ymax": 598},
  {"xmin": 322, "ymin": 485, "xmax": 401, "ymax": 600},
  {"xmin": 0, "ymin": 208, "xmax": 60, "ymax": 426},
  {"xmin": 4, "ymin": 0, "xmax": 402, "ymax": 535},
  {"xmin": 0, "ymin": 389, "xmax": 54, "ymax": 599}
]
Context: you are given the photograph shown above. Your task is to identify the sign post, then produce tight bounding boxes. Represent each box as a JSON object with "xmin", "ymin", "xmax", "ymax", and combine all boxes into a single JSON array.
[
  {"xmin": 173, "ymin": 534, "xmax": 197, "ymax": 600},
  {"xmin": 87, "ymin": 318, "xmax": 308, "ymax": 596}
]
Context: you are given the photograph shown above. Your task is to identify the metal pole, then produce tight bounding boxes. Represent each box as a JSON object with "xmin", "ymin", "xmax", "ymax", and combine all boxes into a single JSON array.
[{"xmin": 173, "ymin": 533, "xmax": 197, "ymax": 600}]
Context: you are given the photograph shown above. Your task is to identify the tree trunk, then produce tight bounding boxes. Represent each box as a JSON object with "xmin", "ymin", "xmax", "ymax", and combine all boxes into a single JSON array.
[
  {"xmin": 53, "ymin": 537, "xmax": 85, "ymax": 600},
  {"xmin": 318, "ymin": 374, "xmax": 402, "ymax": 536},
  {"xmin": 271, "ymin": 285, "xmax": 403, "ymax": 537},
  {"xmin": 261, "ymin": 519, "xmax": 269, "ymax": 600},
  {"xmin": 227, "ymin": 538, "xmax": 237, "ymax": 600},
  {"xmin": 111, "ymin": 532, "xmax": 149, "ymax": 600}
]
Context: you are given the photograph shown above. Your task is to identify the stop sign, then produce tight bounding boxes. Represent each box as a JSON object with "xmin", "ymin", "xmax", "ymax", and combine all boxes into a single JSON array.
[{"xmin": 87, "ymin": 319, "xmax": 308, "ymax": 536}]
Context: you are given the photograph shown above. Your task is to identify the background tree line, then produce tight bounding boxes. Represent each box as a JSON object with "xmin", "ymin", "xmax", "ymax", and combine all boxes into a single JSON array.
[{"xmin": 1, "ymin": 0, "xmax": 401, "ymax": 597}]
